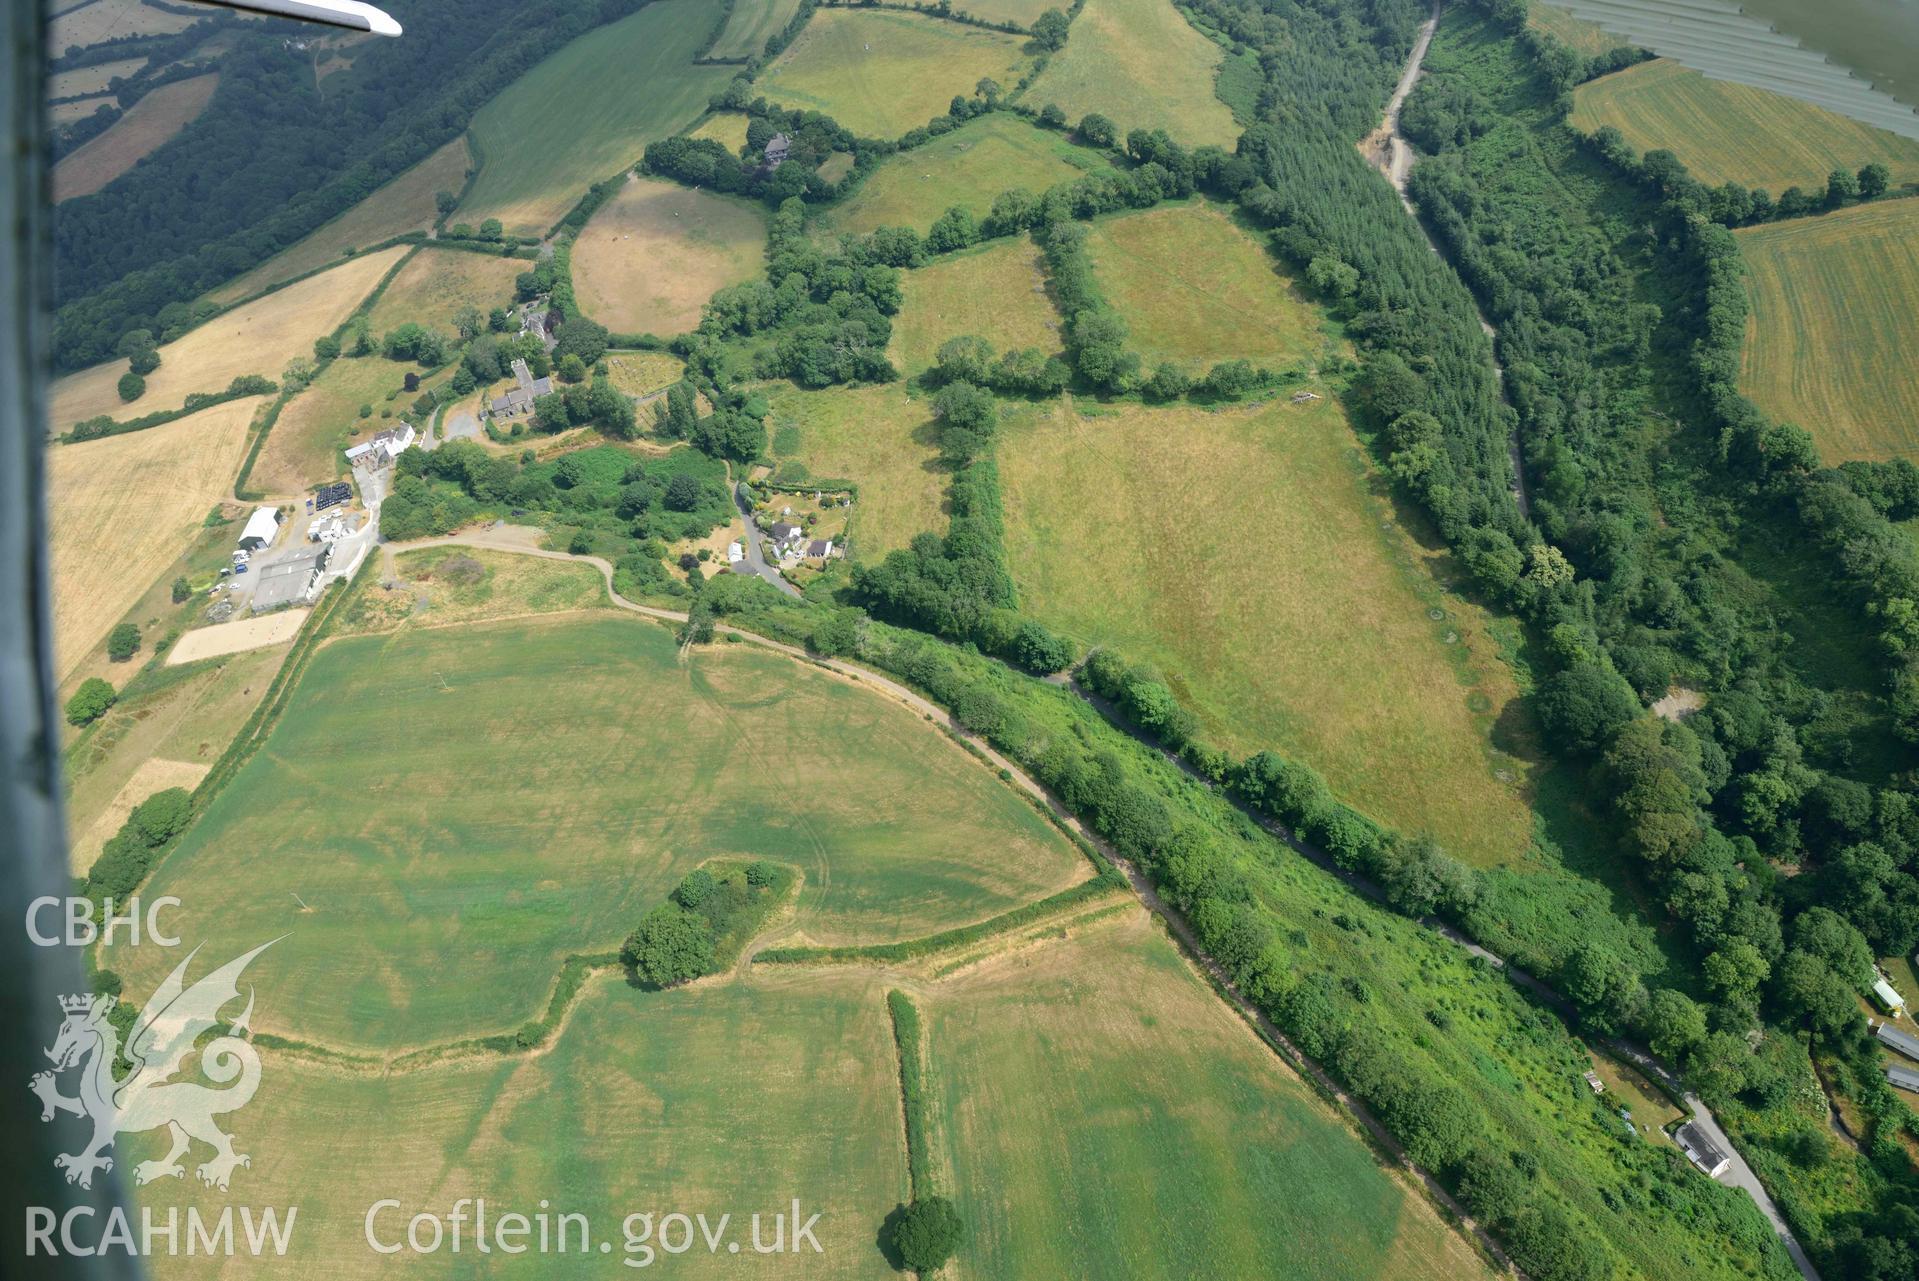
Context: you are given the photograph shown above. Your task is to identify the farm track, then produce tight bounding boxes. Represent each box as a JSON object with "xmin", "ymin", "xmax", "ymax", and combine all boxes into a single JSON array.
[{"xmin": 1362, "ymin": 0, "xmax": 1532, "ymax": 520}]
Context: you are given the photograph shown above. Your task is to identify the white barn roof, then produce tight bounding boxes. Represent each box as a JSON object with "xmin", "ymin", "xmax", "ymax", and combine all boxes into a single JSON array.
[{"xmin": 239, "ymin": 506, "xmax": 280, "ymax": 546}]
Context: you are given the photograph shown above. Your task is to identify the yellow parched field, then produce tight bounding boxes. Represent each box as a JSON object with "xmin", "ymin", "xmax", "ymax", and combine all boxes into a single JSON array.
[
  {"xmin": 46, "ymin": 397, "xmax": 264, "ymax": 679},
  {"xmin": 1086, "ymin": 200, "xmax": 1329, "ymax": 374},
  {"xmin": 67, "ymin": 757, "xmax": 210, "ymax": 876},
  {"xmin": 1571, "ymin": 59, "xmax": 1919, "ymax": 192},
  {"xmin": 51, "ymin": 0, "xmax": 196, "ymax": 56},
  {"xmin": 1527, "ymin": 0, "xmax": 1621, "ymax": 58},
  {"xmin": 758, "ymin": 9, "xmax": 1032, "ymax": 140},
  {"xmin": 53, "ymin": 73, "xmax": 218, "ymax": 202},
  {"xmin": 1023, "ymin": 0, "xmax": 1238, "ymax": 146},
  {"xmin": 50, "ymin": 246, "xmax": 406, "ymax": 434},
  {"xmin": 209, "ymin": 136, "xmax": 472, "ymax": 305},
  {"xmin": 249, "ymin": 356, "xmax": 444, "ymax": 494},
  {"xmin": 571, "ymin": 178, "xmax": 767, "ymax": 337},
  {"xmin": 1737, "ymin": 201, "xmax": 1919, "ymax": 463},
  {"xmin": 890, "ymin": 237, "xmax": 1060, "ymax": 374},
  {"xmin": 363, "ymin": 246, "xmax": 524, "ymax": 336},
  {"xmin": 1000, "ymin": 396, "xmax": 1534, "ymax": 864}
]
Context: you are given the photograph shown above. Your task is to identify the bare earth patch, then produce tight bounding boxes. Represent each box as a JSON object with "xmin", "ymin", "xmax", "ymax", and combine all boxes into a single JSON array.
[{"xmin": 167, "ymin": 609, "xmax": 309, "ymax": 665}]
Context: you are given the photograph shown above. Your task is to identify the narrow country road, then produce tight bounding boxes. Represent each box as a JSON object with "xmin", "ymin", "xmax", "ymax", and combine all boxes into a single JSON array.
[{"xmin": 1361, "ymin": 0, "xmax": 1532, "ymax": 519}]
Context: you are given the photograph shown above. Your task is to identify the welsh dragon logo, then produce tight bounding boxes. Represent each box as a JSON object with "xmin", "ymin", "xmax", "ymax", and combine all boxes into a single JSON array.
[{"xmin": 31, "ymin": 940, "xmax": 278, "ymax": 1192}]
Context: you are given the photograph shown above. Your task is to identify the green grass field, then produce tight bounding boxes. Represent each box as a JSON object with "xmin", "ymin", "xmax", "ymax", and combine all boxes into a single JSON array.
[
  {"xmin": 461, "ymin": 0, "xmax": 734, "ymax": 236},
  {"xmin": 999, "ymin": 395, "xmax": 1535, "ymax": 865},
  {"xmin": 572, "ymin": 178, "xmax": 767, "ymax": 336},
  {"xmin": 1736, "ymin": 201, "xmax": 1919, "ymax": 462},
  {"xmin": 122, "ymin": 611, "xmax": 1088, "ymax": 1049},
  {"xmin": 757, "ymin": 10, "xmax": 1032, "ymax": 140},
  {"xmin": 923, "ymin": 908, "xmax": 1494, "ymax": 1279},
  {"xmin": 139, "ymin": 969, "xmax": 909, "ymax": 1281},
  {"xmin": 951, "ymin": 0, "xmax": 1059, "ymax": 28},
  {"xmin": 707, "ymin": 0, "xmax": 801, "ymax": 59},
  {"xmin": 1085, "ymin": 200, "xmax": 1330, "ymax": 374},
  {"xmin": 1022, "ymin": 0, "xmax": 1238, "ymax": 146},
  {"xmin": 688, "ymin": 111, "xmax": 751, "ymax": 153},
  {"xmin": 889, "ymin": 237, "xmax": 1060, "ymax": 374},
  {"xmin": 1570, "ymin": 58, "xmax": 1919, "ymax": 192},
  {"xmin": 760, "ymin": 382, "xmax": 948, "ymax": 559},
  {"xmin": 821, "ymin": 113, "xmax": 1113, "ymax": 237},
  {"xmin": 1527, "ymin": 0, "xmax": 1622, "ymax": 57}
]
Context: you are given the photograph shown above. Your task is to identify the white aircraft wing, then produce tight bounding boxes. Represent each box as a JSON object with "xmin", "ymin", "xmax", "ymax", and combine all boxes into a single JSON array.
[{"xmin": 185, "ymin": 0, "xmax": 402, "ymax": 36}]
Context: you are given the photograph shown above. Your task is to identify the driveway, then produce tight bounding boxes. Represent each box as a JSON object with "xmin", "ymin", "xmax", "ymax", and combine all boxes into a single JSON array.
[{"xmin": 732, "ymin": 482, "xmax": 801, "ymax": 598}]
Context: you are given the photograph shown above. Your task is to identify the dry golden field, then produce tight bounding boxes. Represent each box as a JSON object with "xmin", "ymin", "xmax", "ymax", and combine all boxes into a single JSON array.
[
  {"xmin": 50, "ymin": 246, "xmax": 405, "ymax": 433},
  {"xmin": 208, "ymin": 137, "xmax": 472, "ymax": 304},
  {"xmin": 1571, "ymin": 58, "xmax": 1919, "ymax": 192},
  {"xmin": 51, "ymin": 0, "xmax": 196, "ymax": 56},
  {"xmin": 571, "ymin": 178, "xmax": 767, "ymax": 336},
  {"xmin": 49, "ymin": 56, "xmax": 148, "ymax": 99},
  {"xmin": 53, "ymin": 73, "xmax": 218, "ymax": 202},
  {"xmin": 363, "ymin": 246, "xmax": 525, "ymax": 335},
  {"xmin": 1737, "ymin": 201, "xmax": 1919, "ymax": 462},
  {"xmin": 46, "ymin": 397, "xmax": 264, "ymax": 679},
  {"xmin": 66, "ymin": 757, "xmax": 210, "ymax": 876}
]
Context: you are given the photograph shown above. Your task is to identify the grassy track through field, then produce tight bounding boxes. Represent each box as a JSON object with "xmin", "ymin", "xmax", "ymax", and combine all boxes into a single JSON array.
[
  {"xmin": 121, "ymin": 608, "xmax": 1089, "ymax": 1049},
  {"xmin": 1571, "ymin": 58, "xmax": 1919, "ymax": 191},
  {"xmin": 821, "ymin": 114, "xmax": 1113, "ymax": 236},
  {"xmin": 999, "ymin": 395, "xmax": 1534, "ymax": 864},
  {"xmin": 462, "ymin": 0, "xmax": 733, "ymax": 236},
  {"xmin": 1736, "ymin": 201, "xmax": 1919, "ymax": 463},
  {"xmin": 758, "ymin": 9, "xmax": 1031, "ymax": 140},
  {"xmin": 707, "ymin": 0, "xmax": 801, "ymax": 59},
  {"xmin": 1022, "ymin": 0, "xmax": 1238, "ymax": 145},
  {"xmin": 572, "ymin": 178, "xmax": 767, "ymax": 336}
]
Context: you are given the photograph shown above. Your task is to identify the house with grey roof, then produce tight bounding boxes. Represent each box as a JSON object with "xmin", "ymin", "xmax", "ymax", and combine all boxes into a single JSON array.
[{"xmin": 488, "ymin": 358, "xmax": 555, "ymax": 419}]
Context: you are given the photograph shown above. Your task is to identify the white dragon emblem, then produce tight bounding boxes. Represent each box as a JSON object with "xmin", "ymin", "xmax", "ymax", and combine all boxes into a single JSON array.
[{"xmin": 31, "ymin": 940, "xmax": 278, "ymax": 1192}]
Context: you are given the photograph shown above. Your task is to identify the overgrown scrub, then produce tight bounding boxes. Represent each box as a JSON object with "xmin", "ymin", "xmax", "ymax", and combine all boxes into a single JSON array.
[{"xmin": 621, "ymin": 861, "xmax": 794, "ymax": 986}]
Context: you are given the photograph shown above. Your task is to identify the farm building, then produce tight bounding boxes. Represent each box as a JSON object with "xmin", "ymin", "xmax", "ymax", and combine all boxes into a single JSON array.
[
  {"xmin": 1873, "ymin": 1020, "xmax": 1919, "ymax": 1064},
  {"xmin": 1673, "ymin": 1121, "xmax": 1731, "ymax": 1178},
  {"xmin": 1888, "ymin": 1064, "xmax": 1919, "ymax": 1095},
  {"xmin": 344, "ymin": 423, "xmax": 416, "ymax": 469},
  {"xmin": 237, "ymin": 506, "xmax": 281, "ymax": 552},
  {"xmin": 488, "ymin": 358, "xmax": 554, "ymax": 418}
]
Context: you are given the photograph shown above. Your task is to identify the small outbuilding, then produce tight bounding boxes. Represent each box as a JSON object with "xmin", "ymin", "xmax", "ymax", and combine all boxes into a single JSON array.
[
  {"xmin": 1673, "ymin": 1121, "xmax": 1731, "ymax": 1179},
  {"xmin": 237, "ymin": 506, "xmax": 281, "ymax": 552},
  {"xmin": 1873, "ymin": 1019, "xmax": 1919, "ymax": 1064},
  {"xmin": 1872, "ymin": 972, "xmax": 1908, "ymax": 1016},
  {"xmin": 1889, "ymin": 1064, "xmax": 1919, "ymax": 1095}
]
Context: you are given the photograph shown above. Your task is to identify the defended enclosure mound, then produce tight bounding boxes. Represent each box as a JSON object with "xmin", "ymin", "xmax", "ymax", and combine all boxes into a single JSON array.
[
  {"xmin": 889, "ymin": 238, "xmax": 1060, "ymax": 375},
  {"xmin": 209, "ymin": 137, "xmax": 472, "ymax": 305},
  {"xmin": 1085, "ymin": 200, "xmax": 1327, "ymax": 375},
  {"xmin": 1737, "ymin": 201, "xmax": 1919, "ymax": 463},
  {"xmin": 821, "ymin": 114, "xmax": 1113, "ymax": 237},
  {"xmin": 1570, "ymin": 58, "xmax": 1919, "ymax": 192},
  {"xmin": 924, "ymin": 908, "xmax": 1495, "ymax": 1280},
  {"xmin": 53, "ymin": 74, "xmax": 219, "ymax": 203},
  {"xmin": 124, "ymin": 612, "xmax": 1089, "ymax": 1048},
  {"xmin": 50, "ymin": 246, "xmax": 406, "ymax": 434},
  {"xmin": 572, "ymin": 178, "xmax": 767, "ymax": 336},
  {"xmin": 757, "ymin": 10, "xmax": 1032, "ymax": 140},
  {"xmin": 460, "ymin": 0, "xmax": 733, "ymax": 236},
  {"xmin": 1023, "ymin": 0, "xmax": 1238, "ymax": 146},
  {"xmin": 999, "ymin": 395, "xmax": 1534, "ymax": 864},
  {"xmin": 47, "ymin": 396, "xmax": 264, "ymax": 679}
]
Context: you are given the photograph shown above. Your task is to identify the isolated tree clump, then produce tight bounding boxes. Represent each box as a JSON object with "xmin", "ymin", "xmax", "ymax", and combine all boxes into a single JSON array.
[
  {"xmin": 64, "ymin": 677, "xmax": 117, "ymax": 726},
  {"xmin": 889, "ymin": 1196, "xmax": 963, "ymax": 1272},
  {"xmin": 106, "ymin": 622, "xmax": 141, "ymax": 662},
  {"xmin": 621, "ymin": 903, "xmax": 716, "ymax": 987}
]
